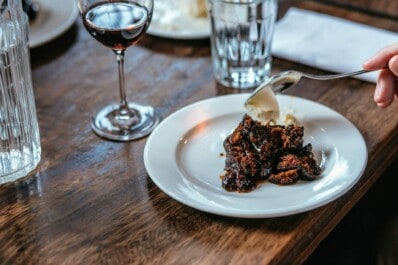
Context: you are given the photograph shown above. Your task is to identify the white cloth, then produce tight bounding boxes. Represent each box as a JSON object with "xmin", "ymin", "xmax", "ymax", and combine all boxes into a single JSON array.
[{"xmin": 272, "ymin": 8, "xmax": 398, "ymax": 83}]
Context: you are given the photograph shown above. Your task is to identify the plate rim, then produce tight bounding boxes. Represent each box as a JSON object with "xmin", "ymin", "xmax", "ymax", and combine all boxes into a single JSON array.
[
  {"xmin": 147, "ymin": 25, "xmax": 210, "ymax": 40},
  {"xmin": 144, "ymin": 94, "xmax": 368, "ymax": 218}
]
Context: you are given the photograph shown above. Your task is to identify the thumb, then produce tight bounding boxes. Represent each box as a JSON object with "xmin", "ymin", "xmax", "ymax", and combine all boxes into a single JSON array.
[{"xmin": 388, "ymin": 55, "xmax": 398, "ymax": 77}]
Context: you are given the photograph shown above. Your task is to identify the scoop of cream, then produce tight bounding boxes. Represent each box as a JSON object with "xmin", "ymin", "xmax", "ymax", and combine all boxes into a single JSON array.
[{"xmin": 244, "ymin": 85, "xmax": 280, "ymax": 124}]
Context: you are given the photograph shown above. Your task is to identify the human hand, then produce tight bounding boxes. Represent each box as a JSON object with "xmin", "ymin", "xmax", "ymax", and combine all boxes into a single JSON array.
[{"xmin": 363, "ymin": 43, "xmax": 398, "ymax": 108}]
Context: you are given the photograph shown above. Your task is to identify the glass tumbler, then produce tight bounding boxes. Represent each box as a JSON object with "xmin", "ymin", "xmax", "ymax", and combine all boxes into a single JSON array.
[
  {"xmin": 0, "ymin": 0, "xmax": 41, "ymax": 184},
  {"xmin": 207, "ymin": 0, "xmax": 278, "ymax": 89}
]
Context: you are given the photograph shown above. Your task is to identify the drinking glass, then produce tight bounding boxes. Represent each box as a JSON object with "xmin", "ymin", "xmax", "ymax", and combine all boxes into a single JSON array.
[
  {"xmin": 207, "ymin": 0, "xmax": 278, "ymax": 89},
  {"xmin": 0, "ymin": 0, "xmax": 41, "ymax": 183},
  {"xmin": 77, "ymin": 0, "xmax": 160, "ymax": 141}
]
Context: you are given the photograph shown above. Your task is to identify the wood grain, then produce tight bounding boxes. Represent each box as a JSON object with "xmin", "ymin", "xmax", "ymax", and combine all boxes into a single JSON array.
[
  {"xmin": 319, "ymin": 0, "xmax": 398, "ymax": 19},
  {"xmin": 0, "ymin": 1, "xmax": 397, "ymax": 264}
]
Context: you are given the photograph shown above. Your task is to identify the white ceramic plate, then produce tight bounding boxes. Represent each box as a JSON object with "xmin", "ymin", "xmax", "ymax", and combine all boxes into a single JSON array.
[
  {"xmin": 147, "ymin": 2, "xmax": 210, "ymax": 39},
  {"xmin": 144, "ymin": 94, "xmax": 368, "ymax": 218},
  {"xmin": 29, "ymin": 0, "xmax": 79, "ymax": 48}
]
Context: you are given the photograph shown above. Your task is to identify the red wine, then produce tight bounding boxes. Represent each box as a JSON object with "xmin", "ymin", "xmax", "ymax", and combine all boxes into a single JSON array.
[{"xmin": 83, "ymin": 2, "xmax": 150, "ymax": 50}]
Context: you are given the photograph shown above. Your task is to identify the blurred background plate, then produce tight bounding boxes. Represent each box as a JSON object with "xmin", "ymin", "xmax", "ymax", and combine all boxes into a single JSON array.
[
  {"xmin": 148, "ymin": 1, "xmax": 210, "ymax": 39},
  {"xmin": 29, "ymin": 0, "xmax": 78, "ymax": 48}
]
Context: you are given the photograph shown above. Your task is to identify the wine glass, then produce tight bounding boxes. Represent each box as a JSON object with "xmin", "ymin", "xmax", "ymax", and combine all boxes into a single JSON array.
[{"xmin": 77, "ymin": 0, "xmax": 160, "ymax": 141}]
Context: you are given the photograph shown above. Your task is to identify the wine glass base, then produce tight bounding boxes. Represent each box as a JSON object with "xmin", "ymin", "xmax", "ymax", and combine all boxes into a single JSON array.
[{"xmin": 91, "ymin": 102, "xmax": 160, "ymax": 141}]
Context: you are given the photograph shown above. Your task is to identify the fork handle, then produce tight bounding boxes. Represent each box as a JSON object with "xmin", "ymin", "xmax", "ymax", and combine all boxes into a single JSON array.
[{"xmin": 301, "ymin": 69, "xmax": 369, "ymax": 80}]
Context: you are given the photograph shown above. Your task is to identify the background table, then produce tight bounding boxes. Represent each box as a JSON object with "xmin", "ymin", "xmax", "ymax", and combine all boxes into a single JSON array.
[{"xmin": 0, "ymin": 1, "xmax": 397, "ymax": 264}]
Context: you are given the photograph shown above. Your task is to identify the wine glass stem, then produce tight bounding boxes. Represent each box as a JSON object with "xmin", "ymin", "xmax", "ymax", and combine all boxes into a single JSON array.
[{"xmin": 114, "ymin": 50, "xmax": 128, "ymax": 108}]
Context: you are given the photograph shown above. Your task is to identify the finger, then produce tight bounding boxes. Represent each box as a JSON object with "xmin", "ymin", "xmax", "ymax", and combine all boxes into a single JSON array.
[
  {"xmin": 363, "ymin": 43, "xmax": 398, "ymax": 71},
  {"xmin": 388, "ymin": 54, "xmax": 398, "ymax": 77},
  {"xmin": 395, "ymin": 79, "xmax": 398, "ymax": 96},
  {"xmin": 374, "ymin": 69, "xmax": 396, "ymax": 108}
]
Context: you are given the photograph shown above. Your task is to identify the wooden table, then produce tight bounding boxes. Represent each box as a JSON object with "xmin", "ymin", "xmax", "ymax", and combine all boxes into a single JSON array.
[{"xmin": 1, "ymin": 1, "xmax": 397, "ymax": 264}]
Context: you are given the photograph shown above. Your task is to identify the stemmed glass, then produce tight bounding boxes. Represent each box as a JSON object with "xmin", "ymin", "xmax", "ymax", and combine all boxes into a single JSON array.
[{"xmin": 77, "ymin": 0, "xmax": 160, "ymax": 141}]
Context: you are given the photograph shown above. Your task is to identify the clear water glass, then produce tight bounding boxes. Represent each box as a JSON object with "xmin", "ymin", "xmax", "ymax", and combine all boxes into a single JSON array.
[
  {"xmin": 0, "ymin": 0, "xmax": 41, "ymax": 184},
  {"xmin": 207, "ymin": 0, "xmax": 278, "ymax": 89}
]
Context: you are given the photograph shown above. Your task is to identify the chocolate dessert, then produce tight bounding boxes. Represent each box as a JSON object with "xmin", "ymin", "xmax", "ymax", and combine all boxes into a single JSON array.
[{"xmin": 222, "ymin": 114, "xmax": 321, "ymax": 192}]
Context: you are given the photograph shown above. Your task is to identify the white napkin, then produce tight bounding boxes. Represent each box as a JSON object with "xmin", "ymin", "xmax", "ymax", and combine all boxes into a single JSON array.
[{"xmin": 272, "ymin": 8, "xmax": 398, "ymax": 83}]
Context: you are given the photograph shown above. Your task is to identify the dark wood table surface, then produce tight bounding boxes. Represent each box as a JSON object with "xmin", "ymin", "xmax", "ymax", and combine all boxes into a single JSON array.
[{"xmin": 1, "ymin": 1, "xmax": 397, "ymax": 264}]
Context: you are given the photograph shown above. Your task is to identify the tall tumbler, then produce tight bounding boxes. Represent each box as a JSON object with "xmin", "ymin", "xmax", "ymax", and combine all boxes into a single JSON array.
[
  {"xmin": 0, "ymin": 0, "xmax": 41, "ymax": 184},
  {"xmin": 207, "ymin": 0, "xmax": 278, "ymax": 89}
]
